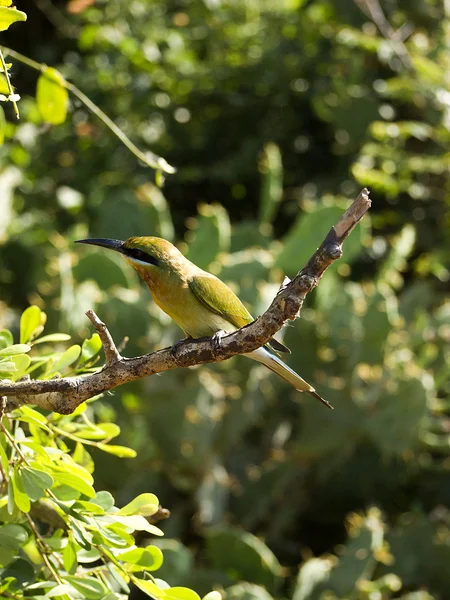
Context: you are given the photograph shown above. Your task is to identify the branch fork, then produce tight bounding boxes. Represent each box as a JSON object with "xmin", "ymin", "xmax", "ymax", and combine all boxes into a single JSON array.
[{"xmin": 0, "ymin": 189, "xmax": 371, "ymax": 414}]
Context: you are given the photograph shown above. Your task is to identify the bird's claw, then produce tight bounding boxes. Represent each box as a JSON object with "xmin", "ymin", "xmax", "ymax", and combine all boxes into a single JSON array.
[{"xmin": 211, "ymin": 330, "xmax": 227, "ymax": 355}]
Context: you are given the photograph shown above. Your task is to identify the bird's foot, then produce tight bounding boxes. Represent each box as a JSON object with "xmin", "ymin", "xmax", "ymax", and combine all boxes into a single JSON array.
[{"xmin": 211, "ymin": 329, "xmax": 227, "ymax": 356}]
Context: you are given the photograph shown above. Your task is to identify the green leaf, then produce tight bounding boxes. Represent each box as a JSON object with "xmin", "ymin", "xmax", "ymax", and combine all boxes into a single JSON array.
[
  {"xmin": 10, "ymin": 353, "xmax": 31, "ymax": 382},
  {"xmin": 259, "ymin": 142, "xmax": 283, "ymax": 225},
  {"xmin": 92, "ymin": 490, "xmax": 115, "ymax": 511},
  {"xmin": 74, "ymin": 422, "xmax": 121, "ymax": 441},
  {"xmin": 132, "ymin": 578, "xmax": 166, "ymax": 599},
  {"xmin": 72, "ymin": 500, "xmax": 105, "ymax": 515},
  {"xmin": 69, "ymin": 518, "xmax": 92, "ymax": 549},
  {"xmin": 20, "ymin": 305, "xmax": 43, "ymax": 344},
  {"xmin": 7, "ymin": 478, "xmax": 14, "ymax": 515},
  {"xmin": 0, "ymin": 524, "xmax": 28, "ymax": 548},
  {"xmin": 36, "ymin": 67, "xmax": 68, "ymax": 125},
  {"xmin": 117, "ymin": 493, "xmax": 159, "ymax": 517},
  {"xmin": 63, "ymin": 538, "xmax": 78, "ymax": 575},
  {"xmin": 18, "ymin": 441, "xmax": 49, "ymax": 459},
  {"xmin": 0, "ymin": 440, "xmax": 8, "ymax": 473},
  {"xmin": 11, "ymin": 468, "xmax": 30, "ymax": 512},
  {"xmin": 97, "ymin": 443, "xmax": 137, "ymax": 458},
  {"xmin": 97, "ymin": 522, "xmax": 134, "ymax": 548},
  {"xmin": 0, "ymin": 344, "xmax": 30, "ymax": 356},
  {"xmin": 14, "ymin": 405, "xmax": 50, "ymax": 431},
  {"xmin": 0, "ymin": 329, "xmax": 13, "ymax": 350},
  {"xmin": 0, "ymin": 105, "xmax": 5, "ymax": 146},
  {"xmin": 185, "ymin": 203, "xmax": 231, "ymax": 269},
  {"xmin": 0, "ymin": 359, "xmax": 17, "ymax": 373},
  {"xmin": 117, "ymin": 546, "xmax": 164, "ymax": 571},
  {"xmin": 0, "ymin": 6, "xmax": 27, "ymax": 31},
  {"xmin": 206, "ymin": 527, "xmax": 281, "ymax": 592},
  {"xmin": 115, "ymin": 515, "xmax": 164, "ymax": 536},
  {"xmin": 51, "ymin": 470, "xmax": 95, "ymax": 498},
  {"xmin": 80, "ymin": 333, "xmax": 102, "ymax": 363},
  {"xmin": 53, "ymin": 499, "xmax": 88, "ymax": 523},
  {"xmin": 20, "ymin": 466, "xmax": 53, "ymax": 501},
  {"xmin": 64, "ymin": 575, "xmax": 107, "ymax": 599},
  {"xmin": 32, "ymin": 333, "xmax": 71, "ymax": 345},
  {"xmin": 47, "ymin": 344, "xmax": 81, "ymax": 374},
  {"xmin": 166, "ymin": 588, "xmax": 202, "ymax": 600}
]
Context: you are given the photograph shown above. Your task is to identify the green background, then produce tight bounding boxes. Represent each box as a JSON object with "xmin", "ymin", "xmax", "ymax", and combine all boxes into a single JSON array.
[{"xmin": 1, "ymin": 0, "xmax": 449, "ymax": 598}]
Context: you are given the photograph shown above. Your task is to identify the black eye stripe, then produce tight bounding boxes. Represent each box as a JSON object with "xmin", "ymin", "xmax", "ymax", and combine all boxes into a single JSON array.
[{"xmin": 126, "ymin": 248, "xmax": 159, "ymax": 266}]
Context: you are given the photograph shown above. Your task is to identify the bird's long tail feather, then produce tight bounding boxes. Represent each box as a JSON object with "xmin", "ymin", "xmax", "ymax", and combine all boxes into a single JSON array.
[{"xmin": 246, "ymin": 347, "xmax": 333, "ymax": 409}]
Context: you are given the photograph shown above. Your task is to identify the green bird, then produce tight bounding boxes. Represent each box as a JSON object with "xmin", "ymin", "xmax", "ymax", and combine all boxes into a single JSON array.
[{"xmin": 76, "ymin": 236, "xmax": 332, "ymax": 409}]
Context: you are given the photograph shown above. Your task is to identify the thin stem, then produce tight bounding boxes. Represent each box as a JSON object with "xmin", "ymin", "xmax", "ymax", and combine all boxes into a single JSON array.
[
  {"xmin": 50, "ymin": 424, "xmax": 112, "ymax": 447},
  {"xmin": 0, "ymin": 46, "xmax": 176, "ymax": 174},
  {"xmin": 0, "ymin": 48, "xmax": 19, "ymax": 119},
  {"xmin": 25, "ymin": 512, "xmax": 65, "ymax": 577}
]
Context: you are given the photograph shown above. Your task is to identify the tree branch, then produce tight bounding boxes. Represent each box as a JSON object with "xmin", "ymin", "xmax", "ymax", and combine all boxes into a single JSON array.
[{"xmin": 1, "ymin": 189, "xmax": 371, "ymax": 414}]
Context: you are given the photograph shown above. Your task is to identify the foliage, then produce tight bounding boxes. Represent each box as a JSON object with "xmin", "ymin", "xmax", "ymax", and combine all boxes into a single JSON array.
[
  {"xmin": 0, "ymin": 1, "xmax": 449, "ymax": 600},
  {"xmin": 0, "ymin": 306, "xmax": 216, "ymax": 600}
]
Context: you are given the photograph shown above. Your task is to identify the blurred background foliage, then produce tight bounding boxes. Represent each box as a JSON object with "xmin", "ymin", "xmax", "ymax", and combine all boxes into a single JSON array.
[{"xmin": 1, "ymin": 0, "xmax": 450, "ymax": 598}]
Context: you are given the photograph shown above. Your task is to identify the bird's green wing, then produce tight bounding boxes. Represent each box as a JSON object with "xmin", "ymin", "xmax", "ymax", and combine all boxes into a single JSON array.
[
  {"xmin": 189, "ymin": 274, "xmax": 291, "ymax": 354},
  {"xmin": 189, "ymin": 274, "xmax": 254, "ymax": 329}
]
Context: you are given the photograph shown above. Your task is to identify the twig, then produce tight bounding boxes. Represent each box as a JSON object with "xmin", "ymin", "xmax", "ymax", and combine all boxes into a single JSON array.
[
  {"xmin": 86, "ymin": 310, "xmax": 121, "ymax": 366},
  {"xmin": 0, "ymin": 395, "xmax": 6, "ymax": 421},
  {"xmin": 353, "ymin": 0, "xmax": 413, "ymax": 70},
  {"xmin": 0, "ymin": 48, "xmax": 20, "ymax": 119},
  {"xmin": 0, "ymin": 190, "xmax": 371, "ymax": 414},
  {"xmin": 117, "ymin": 336, "xmax": 129, "ymax": 354},
  {"xmin": 0, "ymin": 46, "xmax": 176, "ymax": 175}
]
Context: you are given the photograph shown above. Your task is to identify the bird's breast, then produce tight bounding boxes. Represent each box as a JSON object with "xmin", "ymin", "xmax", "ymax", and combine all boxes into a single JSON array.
[{"xmin": 145, "ymin": 276, "xmax": 234, "ymax": 338}]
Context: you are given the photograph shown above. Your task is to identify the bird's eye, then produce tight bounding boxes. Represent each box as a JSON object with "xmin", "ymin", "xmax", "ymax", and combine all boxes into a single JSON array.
[{"xmin": 127, "ymin": 248, "xmax": 159, "ymax": 266}]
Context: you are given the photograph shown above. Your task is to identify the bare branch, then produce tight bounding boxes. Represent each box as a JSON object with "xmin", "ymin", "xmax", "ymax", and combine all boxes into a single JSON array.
[
  {"xmin": 86, "ymin": 310, "xmax": 121, "ymax": 366},
  {"xmin": 1, "ymin": 190, "xmax": 371, "ymax": 414},
  {"xmin": 353, "ymin": 0, "xmax": 414, "ymax": 70}
]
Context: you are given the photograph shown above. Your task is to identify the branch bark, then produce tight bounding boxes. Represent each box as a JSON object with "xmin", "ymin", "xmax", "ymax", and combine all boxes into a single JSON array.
[{"xmin": 1, "ymin": 189, "xmax": 371, "ymax": 414}]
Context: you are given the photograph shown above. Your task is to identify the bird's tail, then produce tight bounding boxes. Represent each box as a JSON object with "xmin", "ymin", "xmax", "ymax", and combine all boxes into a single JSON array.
[{"xmin": 246, "ymin": 347, "xmax": 333, "ymax": 409}]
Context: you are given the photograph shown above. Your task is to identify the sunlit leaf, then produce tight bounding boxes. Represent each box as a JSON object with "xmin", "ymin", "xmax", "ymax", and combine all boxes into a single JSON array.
[
  {"xmin": 74, "ymin": 422, "xmax": 120, "ymax": 441},
  {"xmin": 115, "ymin": 515, "xmax": 163, "ymax": 536},
  {"xmin": 14, "ymin": 405, "xmax": 50, "ymax": 431},
  {"xmin": 0, "ymin": 344, "xmax": 30, "ymax": 356},
  {"xmin": 117, "ymin": 546, "xmax": 164, "ymax": 571},
  {"xmin": 32, "ymin": 333, "xmax": 71, "ymax": 345},
  {"xmin": 20, "ymin": 466, "xmax": 53, "ymax": 501},
  {"xmin": 47, "ymin": 344, "xmax": 81, "ymax": 374},
  {"xmin": 117, "ymin": 493, "xmax": 159, "ymax": 517},
  {"xmin": 166, "ymin": 587, "xmax": 202, "ymax": 600},
  {"xmin": 97, "ymin": 443, "xmax": 137, "ymax": 458},
  {"xmin": 0, "ymin": 329, "xmax": 13, "ymax": 350},
  {"xmin": 132, "ymin": 578, "xmax": 166, "ymax": 599},
  {"xmin": 80, "ymin": 333, "xmax": 102, "ymax": 363},
  {"xmin": 51, "ymin": 470, "xmax": 95, "ymax": 498},
  {"xmin": 64, "ymin": 575, "xmax": 107, "ymax": 599},
  {"xmin": 11, "ymin": 468, "xmax": 30, "ymax": 512},
  {"xmin": 10, "ymin": 353, "xmax": 31, "ymax": 382},
  {"xmin": 0, "ymin": 105, "xmax": 5, "ymax": 145},
  {"xmin": 0, "ymin": 6, "xmax": 27, "ymax": 31},
  {"xmin": 36, "ymin": 67, "xmax": 68, "ymax": 125},
  {"xmin": 20, "ymin": 306, "xmax": 43, "ymax": 344},
  {"xmin": 63, "ymin": 538, "xmax": 78, "ymax": 575},
  {"xmin": 91, "ymin": 490, "xmax": 115, "ymax": 511}
]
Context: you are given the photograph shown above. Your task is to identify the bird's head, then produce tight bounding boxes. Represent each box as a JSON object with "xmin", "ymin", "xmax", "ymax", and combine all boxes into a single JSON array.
[{"xmin": 76, "ymin": 236, "xmax": 184, "ymax": 281}]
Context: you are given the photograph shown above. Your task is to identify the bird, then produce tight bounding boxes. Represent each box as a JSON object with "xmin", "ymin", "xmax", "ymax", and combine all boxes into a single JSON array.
[{"xmin": 76, "ymin": 236, "xmax": 332, "ymax": 409}]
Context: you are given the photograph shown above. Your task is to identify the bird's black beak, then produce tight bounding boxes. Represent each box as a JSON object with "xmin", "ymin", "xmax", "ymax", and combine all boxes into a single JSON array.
[{"xmin": 75, "ymin": 238, "xmax": 125, "ymax": 253}]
